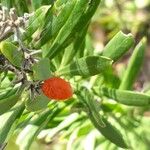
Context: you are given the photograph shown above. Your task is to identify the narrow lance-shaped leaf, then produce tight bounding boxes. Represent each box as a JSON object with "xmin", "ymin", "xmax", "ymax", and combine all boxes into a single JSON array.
[
  {"xmin": 0, "ymin": 87, "xmax": 17, "ymax": 100},
  {"xmin": 62, "ymin": 0, "xmax": 102, "ymax": 58},
  {"xmin": 119, "ymin": 38, "xmax": 146, "ymax": 90},
  {"xmin": 57, "ymin": 56, "xmax": 113, "ymax": 77},
  {"xmin": 16, "ymin": 109, "xmax": 52, "ymax": 150},
  {"xmin": 57, "ymin": 0, "xmax": 101, "ymax": 63},
  {"xmin": 60, "ymin": 0, "xmax": 102, "ymax": 59},
  {"xmin": 77, "ymin": 88, "xmax": 128, "ymax": 148},
  {"xmin": 102, "ymin": 31, "xmax": 134, "ymax": 62},
  {"xmin": 0, "ymin": 101, "xmax": 25, "ymax": 144},
  {"xmin": 33, "ymin": 0, "xmax": 76, "ymax": 48},
  {"xmin": 98, "ymin": 86, "xmax": 150, "ymax": 106},
  {"xmin": 74, "ymin": 0, "xmax": 101, "ymax": 33},
  {"xmin": 89, "ymin": 116, "xmax": 128, "ymax": 148},
  {"xmin": 0, "ymin": 84, "xmax": 25, "ymax": 115},
  {"xmin": 16, "ymin": 105, "xmax": 65, "ymax": 150},
  {"xmin": 0, "ymin": 41, "xmax": 23, "ymax": 68},
  {"xmin": 37, "ymin": 0, "xmax": 101, "ymax": 59},
  {"xmin": 42, "ymin": 0, "xmax": 89, "ymax": 59},
  {"xmin": 60, "ymin": 24, "xmax": 89, "ymax": 68},
  {"xmin": 45, "ymin": 113, "xmax": 80, "ymax": 142},
  {"xmin": 31, "ymin": 1, "xmax": 54, "ymax": 44},
  {"xmin": 22, "ymin": 5, "xmax": 51, "ymax": 40},
  {"xmin": 0, "ymin": 88, "xmax": 19, "ymax": 115},
  {"xmin": 77, "ymin": 88, "xmax": 105, "ymax": 127}
]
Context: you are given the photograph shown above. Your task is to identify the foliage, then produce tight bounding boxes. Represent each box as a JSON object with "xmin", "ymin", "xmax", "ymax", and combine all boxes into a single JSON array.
[{"xmin": 0, "ymin": 0, "xmax": 150, "ymax": 150}]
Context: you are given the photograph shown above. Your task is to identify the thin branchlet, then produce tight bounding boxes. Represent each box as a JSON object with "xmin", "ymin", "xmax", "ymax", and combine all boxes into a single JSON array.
[
  {"xmin": 0, "ymin": 5, "xmax": 42, "ymax": 96},
  {"xmin": 0, "ymin": 6, "xmax": 30, "ymax": 41}
]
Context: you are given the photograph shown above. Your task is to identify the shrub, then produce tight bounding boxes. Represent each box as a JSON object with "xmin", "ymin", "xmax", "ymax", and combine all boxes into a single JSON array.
[{"xmin": 0, "ymin": 0, "xmax": 149, "ymax": 150}]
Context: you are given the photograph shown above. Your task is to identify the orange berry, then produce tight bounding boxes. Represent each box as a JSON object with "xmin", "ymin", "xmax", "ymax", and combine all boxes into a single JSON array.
[{"xmin": 41, "ymin": 77, "xmax": 73, "ymax": 100}]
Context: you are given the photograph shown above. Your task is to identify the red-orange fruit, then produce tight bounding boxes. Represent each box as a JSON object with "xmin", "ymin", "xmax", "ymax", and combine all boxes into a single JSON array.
[{"xmin": 41, "ymin": 77, "xmax": 73, "ymax": 100}]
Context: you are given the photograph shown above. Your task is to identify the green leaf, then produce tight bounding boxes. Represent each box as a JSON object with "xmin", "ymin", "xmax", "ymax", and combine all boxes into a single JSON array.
[
  {"xmin": 56, "ymin": 0, "xmax": 101, "ymax": 63},
  {"xmin": 119, "ymin": 38, "xmax": 146, "ymax": 90},
  {"xmin": 0, "ymin": 41, "xmax": 23, "ymax": 68},
  {"xmin": 0, "ymin": 87, "xmax": 17, "ymax": 100},
  {"xmin": 60, "ymin": 24, "xmax": 89, "ymax": 67},
  {"xmin": 41, "ymin": 0, "xmax": 89, "ymax": 59},
  {"xmin": 16, "ymin": 109, "xmax": 51, "ymax": 150},
  {"xmin": 78, "ymin": 88, "xmax": 105, "ymax": 127},
  {"xmin": 0, "ymin": 101, "xmax": 25, "ymax": 144},
  {"xmin": 74, "ymin": 0, "xmax": 101, "ymax": 33},
  {"xmin": 102, "ymin": 31, "xmax": 134, "ymax": 61},
  {"xmin": 25, "ymin": 93, "xmax": 50, "ymax": 112},
  {"xmin": 33, "ymin": 0, "xmax": 76, "ymax": 48},
  {"xmin": 32, "ymin": 58, "xmax": 52, "ymax": 81},
  {"xmin": 99, "ymin": 86, "xmax": 150, "ymax": 106},
  {"xmin": 77, "ymin": 88, "xmax": 128, "ymax": 148},
  {"xmin": 16, "ymin": 106, "xmax": 63, "ymax": 150},
  {"xmin": 57, "ymin": 56, "xmax": 112, "ymax": 77},
  {"xmin": 0, "ymin": 89, "xmax": 20, "ymax": 115},
  {"xmin": 22, "ymin": 5, "xmax": 52, "ymax": 40},
  {"xmin": 44, "ymin": 113, "xmax": 80, "ymax": 142}
]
